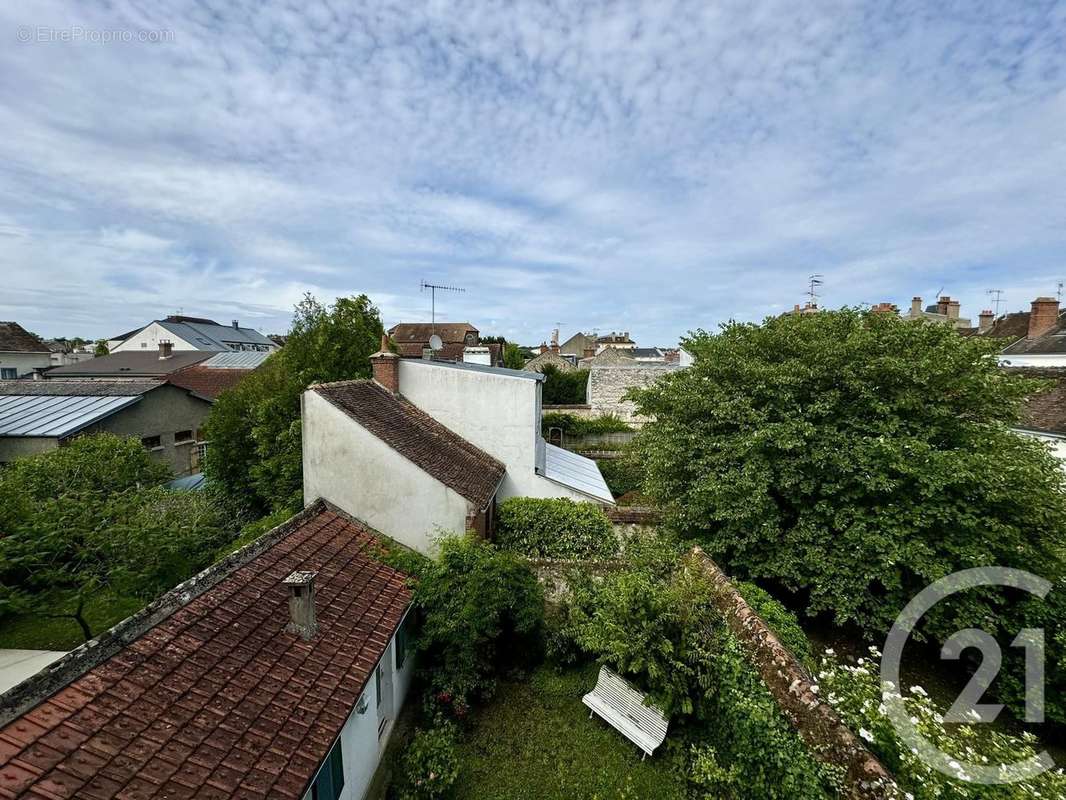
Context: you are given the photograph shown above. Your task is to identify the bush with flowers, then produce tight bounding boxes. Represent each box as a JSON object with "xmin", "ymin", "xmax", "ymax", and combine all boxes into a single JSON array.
[
  {"xmin": 819, "ymin": 647, "xmax": 1066, "ymax": 799},
  {"xmin": 393, "ymin": 724, "xmax": 460, "ymax": 800}
]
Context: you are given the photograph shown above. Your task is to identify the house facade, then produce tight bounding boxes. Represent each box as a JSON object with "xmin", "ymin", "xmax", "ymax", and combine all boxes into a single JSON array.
[
  {"xmin": 110, "ymin": 315, "xmax": 278, "ymax": 354},
  {"xmin": 0, "ymin": 380, "xmax": 213, "ymax": 474},
  {"xmin": 0, "ymin": 322, "xmax": 52, "ymax": 379},
  {"xmin": 0, "ymin": 501, "xmax": 415, "ymax": 800}
]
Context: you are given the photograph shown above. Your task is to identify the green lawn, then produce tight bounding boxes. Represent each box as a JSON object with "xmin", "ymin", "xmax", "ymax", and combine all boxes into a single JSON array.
[
  {"xmin": 0, "ymin": 594, "xmax": 144, "ymax": 650},
  {"xmin": 453, "ymin": 663, "xmax": 686, "ymax": 800}
]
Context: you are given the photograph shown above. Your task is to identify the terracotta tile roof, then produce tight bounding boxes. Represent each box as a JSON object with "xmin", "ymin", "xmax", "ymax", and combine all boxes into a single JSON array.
[
  {"xmin": 1011, "ymin": 367, "xmax": 1066, "ymax": 435},
  {"xmin": 387, "ymin": 322, "xmax": 477, "ymax": 345},
  {"xmin": 167, "ymin": 367, "xmax": 252, "ymax": 400},
  {"xmin": 0, "ymin": 502, "xmax": 412, "ymax": 800},
  {"xmin": 0, "ymin": 323, "xmax": 49, "ymax": 354},
  {"xmin": 393, "ymin": 342, "xmax": 502, "ymax": 366},
  {"xmin": 312, "ymin": 380, "xmax": 505, "ymax": 509}
]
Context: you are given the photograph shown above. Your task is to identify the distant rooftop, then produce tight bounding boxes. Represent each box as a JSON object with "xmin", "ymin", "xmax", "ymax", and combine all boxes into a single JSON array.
[
  {"xmin": 0, "ymin": 322, "xmax": 49, "ymax": 354},
  {"xmin": 44, "ymin": 350, "xmax": 212, "ymax": 378}
]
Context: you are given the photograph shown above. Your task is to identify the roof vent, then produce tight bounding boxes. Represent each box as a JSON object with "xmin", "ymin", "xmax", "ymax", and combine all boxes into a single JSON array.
[
  {"xmin": 232, "ymin": 319, "xmax": 239, "ymax": 329},
  {"xmin": 283, "ymin": 570, "xmax": 318, "ymax": 640}
]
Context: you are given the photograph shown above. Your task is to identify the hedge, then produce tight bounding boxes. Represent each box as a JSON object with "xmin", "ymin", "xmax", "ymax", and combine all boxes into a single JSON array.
[
  {"xmin": 496, "ymin": 497, "xmax": 616, "ymax": 559},
  {"xmin": 541, "ymin": 413, "xmax": 632, "ymax": 438}
]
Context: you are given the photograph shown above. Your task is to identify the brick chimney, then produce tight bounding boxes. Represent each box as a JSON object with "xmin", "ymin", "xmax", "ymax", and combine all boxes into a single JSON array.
[
  {"xmin": 911, "ymin": 296, "xmax": 923, "ymax": 315},
  {"xmin": 583, "ymin": 346, "xmax": 596, "ymax": 359},
  {"xmin": 283, "ymin": 570, "xmax": 317, "ymax": 640},
  {"xmin": 978, "ymin": 310, "xmax": 994, "ymax": 333},
  {"xmin": 539, "ymin": 342, "xmax": 549, "ymax": 355},
  {"xmin": 369, "ymin": 334, "xmax": 400, "ymax": 393},
  {"xmin": 936, "ymin": 296, "xmax": 951, "ymax": 316},
  {"xmin": 158, "ymin": 340, "xmax": 173, "ymax": 359},
  {"xmin": 1028, "ymin": 297, "xmax": 1060, "ymax": 339},
  {"xmin": 946, "ymin": 298, "xmax": 960, "ymax": 320}
]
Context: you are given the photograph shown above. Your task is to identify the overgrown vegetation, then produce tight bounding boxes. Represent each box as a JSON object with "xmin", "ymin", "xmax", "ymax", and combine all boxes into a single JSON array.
[
  {"xmin": 540, "ymin": 412, "xmax": 632, "ymax": 437},
  {"xmin": 821, "ymin": 648, "xmax": 1066, "ymax": 799},
  {"xmin": 539, "ymin": 364, "xmax": 589, "ymax": 404},
  {"xmin": 203, "ymin": 293, "xmax": 385, "ymax": 514},
  {"xmin": 555, "ymin": 537, "xmax": 837, "ymax": 799},
  {"xmin": 630, "ymin": 308, "xmax": 1066, "ymax": 723},
  {"xmin": 496, "ymin": 497, "xmax": 616, "ymax": 559},
  {"xmin": 596, "ymin": 455, "xmax": 644, "ymax": 499},
  {"xmin": 0, "ymin": 435, "xmax": 239, "ymax": 642}
]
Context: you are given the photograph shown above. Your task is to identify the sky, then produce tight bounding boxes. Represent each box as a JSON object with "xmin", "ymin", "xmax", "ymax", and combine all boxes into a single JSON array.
[{"xmin": 2, "ymin": 1, "xmax": 1065, "ymax": 346}]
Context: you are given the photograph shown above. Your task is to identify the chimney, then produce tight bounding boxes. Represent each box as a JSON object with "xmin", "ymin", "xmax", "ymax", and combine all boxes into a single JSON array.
[
  {"xmin": 1028, "ymin": 297, "xmax": 1060, "ymax": 339},
  {"xmin": 979, "ymin": 310, "xmax": 994, "ymax": 333},
  {"xmin": 936, "ymin": 296, "xmax": 951, "ymax": 316},
  {"xmin": 232, "ymin": 319, "xmax": 239, "ymax": 329},
  {"xmin": 583, "ymin": 346, "xmax": 596, "ymax": 359},
  {"xmin": 540, "ymin": 342, "xmax": 549, "ymax": 355},
  {"xmin": 283, "ymin": 571, "xmax": 317, "ymax": 640},
  {"xmin": 911, "ymin": 296, "xmax": 922, "ymax": 315},
  {"xmin": 158, "ymin": 340, "xmax": 173, "ymax": 359},
  {"xmin": 946, "ymin": 299, "xmax": 960, "ymax": 320},
  {"xmin": 370, "ymin": 335, "xmax": 400, "ymax": 392}
]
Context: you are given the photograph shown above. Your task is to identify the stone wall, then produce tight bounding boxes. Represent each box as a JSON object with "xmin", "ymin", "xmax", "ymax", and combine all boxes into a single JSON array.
[
  {"xmin": 586, "ymin": 364, "xmax": 679, "ymax": 425},
  {"xmin": 691, "ymin": 548, "xmax": 901, "ymax": 800}
]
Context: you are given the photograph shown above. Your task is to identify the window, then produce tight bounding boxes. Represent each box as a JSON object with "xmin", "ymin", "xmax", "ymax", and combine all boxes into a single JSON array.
[
  {"xmin": 140, "ymin": 341, "xmax": 147, "ymax": 348},
  {"xmin": 175, "ymin": 429, "xmax": 193, "ymax": 444},
  {"xmin": 196, "ymin": 442, "xmax": 209, "ymax": 461},
  {"xmin": 0, "ymin": 368, "xmax": 16, "ymax": 380},
  {"xmin": 141, "ymin": 435, "xmax": 162, "ymax": 450},
  {"xmin": 310, "ymin": 740, "xmax": 345, "ymax": 800},
  {"xmin": 375, "ymin": 665, "xmax": 383, "ymax": 707}
]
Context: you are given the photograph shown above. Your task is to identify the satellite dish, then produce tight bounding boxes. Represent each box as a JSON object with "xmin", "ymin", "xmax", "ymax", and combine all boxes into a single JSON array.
[{"xmin": 429, "ymin": 334, "xmax": 443, "ymax": 351}]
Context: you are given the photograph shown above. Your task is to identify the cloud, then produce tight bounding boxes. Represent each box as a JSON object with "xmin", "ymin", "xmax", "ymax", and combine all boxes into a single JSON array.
[{"xmin": 1, "ymin": 0, "xmax": 1065, "ymax": 343}]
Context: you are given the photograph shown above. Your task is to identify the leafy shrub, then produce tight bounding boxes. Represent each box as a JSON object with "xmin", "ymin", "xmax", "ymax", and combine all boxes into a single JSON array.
[
  {"xmin": 630, "ymin": 308, "xmax": 1066, "ymax": 721},
  {"xmin": 540, "ymin": 365, "xmax": 588, "ymax": 404},
  {"xmin": 412, "ymin": 535, "xmax": 543, "ymax": 703},
  {"xmin": 735, "ymin": 581, "xmax": 813, "ymax": 668},
  {"xmin": 395, "ymin": 725, "xmax": 460, "ymax": 800},
  {"xmin": 541, "ymin": 412, "xmax": 632, "ymax": 437},
  {"xmin": 821, "ymin": 648, "xmax": 1066, "ymax": 799},
  {"xmin": 560, "ymin": 551, "xmax": 835, "ymax": 798},
  {"xmin": 595, "ymin": 456, "xmax": 643, "ymax": 499},
  {"xmin": 496, "ymin": 497, "xmax": 616, "ymax": 559}
]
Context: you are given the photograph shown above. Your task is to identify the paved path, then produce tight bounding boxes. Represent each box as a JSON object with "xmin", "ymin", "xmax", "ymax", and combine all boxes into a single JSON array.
[{"xmin": 0, "ymin": 649, "xmax": 67, "ymax": 694}]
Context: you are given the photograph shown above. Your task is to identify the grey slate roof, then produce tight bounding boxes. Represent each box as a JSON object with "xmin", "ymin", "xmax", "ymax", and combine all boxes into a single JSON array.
[
  {"xmin": 44, "ymin": 350, "xmax": 212, "ymax": 378},
  {"xmin": 158, "ymin": 319, "xmax": 276, "ymax": 350},
  {"xmin": 0, "ymin": 380, "xmax": 160, "ymax": 396}
]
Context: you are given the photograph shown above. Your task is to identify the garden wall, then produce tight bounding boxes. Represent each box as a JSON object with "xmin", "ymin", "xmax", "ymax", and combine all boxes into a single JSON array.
[{"xmin": 690, "ymin": 548, "xmax": 901, "ymax": 800}]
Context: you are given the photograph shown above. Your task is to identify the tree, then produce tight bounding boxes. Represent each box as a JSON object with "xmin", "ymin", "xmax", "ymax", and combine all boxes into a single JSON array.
[
  {"xmin": 94, "ymin": 338, "xmax": 109, "ymax": 356},
  {"xmin": 202, "ymin": 294, "xmax": 385, "ymax": 513},
  {"xmin": 629, "ymin": 309, "xmax": 1066, "ymax": 719},
  {"xmin": 502, "ymin": 342, "xmax": 526, "ymax": 370},
  {"xmin": 0, "ymin": 435, "xmax": 233, "ymax": 641},
  {"xmin": 540, "ymin": 365, "xmax": 588, "ymax": 404}
]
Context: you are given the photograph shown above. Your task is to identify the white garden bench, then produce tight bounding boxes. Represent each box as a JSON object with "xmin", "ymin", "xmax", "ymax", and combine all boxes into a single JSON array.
[{"xmin": 582, "ymin": 665, "xmax": 669, "ymax": 759}]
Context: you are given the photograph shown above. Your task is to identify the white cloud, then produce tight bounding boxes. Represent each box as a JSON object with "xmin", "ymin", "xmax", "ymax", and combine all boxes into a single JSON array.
[{"xmin": 0, "ymin": 0, "xmax": 1064, "ymax": 344}]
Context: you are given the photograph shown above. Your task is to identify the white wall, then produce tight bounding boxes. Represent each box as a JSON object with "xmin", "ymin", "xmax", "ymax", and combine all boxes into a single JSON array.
[
  {"xmin": 0, "ymin": 351, "xmax": 51, "ymax": 378},
  {"xmin": 303, "ymin": 626, "xmax": 416, "ymax": 800},
  {"xmin": 396, "ymin": 361, "xmax": 592, "ymax": 502},
  {"xmin": 999, "ymin": 354, "xmax": 1066, "ymax": 368},
  {"xmin": 111, "ymin": 322, "xmax": 198, "ymax": 353},
  {"xmin": 302, "ymin": 390, "xmax": 472, "ymax": 554},
  {"xmin": 1015, "ymin": 428, "xmax": 1066, "ymax": 465}
]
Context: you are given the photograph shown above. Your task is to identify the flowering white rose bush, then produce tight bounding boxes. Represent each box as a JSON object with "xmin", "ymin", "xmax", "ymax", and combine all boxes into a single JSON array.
[{"xmin": 819, "ymin": 647, "xmax": 1066, "ymax": 799}]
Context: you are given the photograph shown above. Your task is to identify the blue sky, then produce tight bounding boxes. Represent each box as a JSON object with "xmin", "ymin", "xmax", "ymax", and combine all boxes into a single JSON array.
[{"xmin": 2, "ymin": 1, "xmax": 1065, "ymax": 346}]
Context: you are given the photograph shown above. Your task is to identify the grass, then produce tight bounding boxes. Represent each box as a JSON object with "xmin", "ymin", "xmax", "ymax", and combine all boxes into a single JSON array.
[
  {"xmin": 0, "ymin": 594, "xmax": 144, "ymax": 650},
  {"xmin": 453, "ymin": 662, "xmax": 686, "ymax": 800}
]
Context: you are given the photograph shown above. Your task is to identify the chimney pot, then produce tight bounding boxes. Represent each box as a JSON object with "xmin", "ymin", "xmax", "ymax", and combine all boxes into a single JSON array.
[
  {"xmin": 1028, "ymin": 297, "xmax": 1060, "ymax": 339},
  {"xmin": 283, "ymin": 570, "xmax": 318, "ymax": 640}
]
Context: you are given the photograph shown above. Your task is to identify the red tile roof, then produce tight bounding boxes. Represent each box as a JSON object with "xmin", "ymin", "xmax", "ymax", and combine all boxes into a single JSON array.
[
  {"xmin": 311, "ymin": 380, "xmax": 505, "ymax": 509},
  {"xmin": 167, "ymin": 367, "xmax": 252, "ymax": 400},
  {"xmin": 387, "ymin": 322, "xmax": 477, "ymax": 346},
  {"xmin": 392, "ymin": 342, "xmax": 502, "ymax": 366},
  {"xmin": 0, "ymin": 502, "xmax": 411, "ymax": 800}
]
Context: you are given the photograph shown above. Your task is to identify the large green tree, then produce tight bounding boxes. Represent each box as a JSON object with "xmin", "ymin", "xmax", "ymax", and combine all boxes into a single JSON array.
[
  {"xmin": 629, "ymin": 309, "xmax": 1066, "ymax": 719},
  {"xmin": 202, "ymin": 293, "xmax": 385, "ymax": 513}
]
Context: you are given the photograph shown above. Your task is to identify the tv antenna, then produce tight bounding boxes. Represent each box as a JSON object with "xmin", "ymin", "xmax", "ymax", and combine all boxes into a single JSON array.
[
  {"xmin": 807, "ymin": 274, "xmax": 824, "ymax": 306},
  {"xmin": 1058, "ymin": 282, "xmax": 1063, "ymax": 302},
  {"xmin": 420, "ymin": 280, "xmax": 465, "ymax": 338},
  {"xmin": 986, "ymin": 288, "xmax": 1004, "ymax": 316}
]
